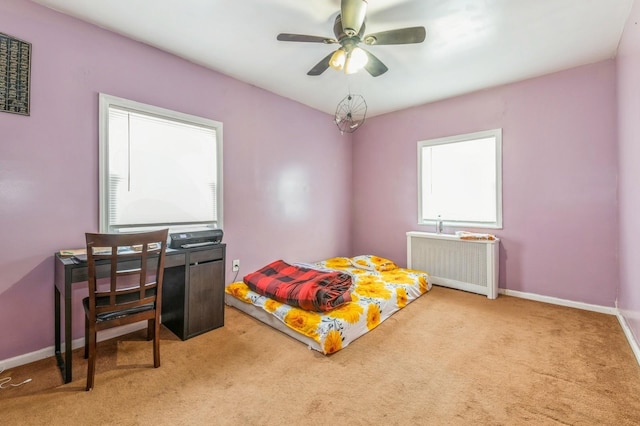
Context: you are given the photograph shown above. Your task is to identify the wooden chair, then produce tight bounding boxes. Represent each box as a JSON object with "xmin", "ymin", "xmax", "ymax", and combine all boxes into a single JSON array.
[{"xmin": 83, "ymin": 229, "xmax": 168, "ymax": 391}]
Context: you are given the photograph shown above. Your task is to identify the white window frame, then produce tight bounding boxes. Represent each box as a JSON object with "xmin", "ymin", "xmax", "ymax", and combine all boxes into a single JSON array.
[
  {"xmin": 417, "ymin": 128, "xmax": 502, "ymax": 229},
  {"xmin": 98, "ymin": 93, "xmax": 223, "ymax": 233}
]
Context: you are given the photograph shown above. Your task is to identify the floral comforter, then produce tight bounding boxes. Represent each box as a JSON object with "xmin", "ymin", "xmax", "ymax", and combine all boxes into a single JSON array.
[{"xmin": 225, "ymin": 256, "xmax": 431, "ymax": 354}]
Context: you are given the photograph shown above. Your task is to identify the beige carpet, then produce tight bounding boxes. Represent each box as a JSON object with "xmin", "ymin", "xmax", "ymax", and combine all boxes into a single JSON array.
[{"xmin": 1, "ymin": 286, "xmax": 639, "ymax": 425}]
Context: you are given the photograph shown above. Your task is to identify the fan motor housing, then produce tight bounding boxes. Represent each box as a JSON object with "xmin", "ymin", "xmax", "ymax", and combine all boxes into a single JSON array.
[{"xmin": 334, "ymin": 15, "xmax": 366, "ymax": 43}]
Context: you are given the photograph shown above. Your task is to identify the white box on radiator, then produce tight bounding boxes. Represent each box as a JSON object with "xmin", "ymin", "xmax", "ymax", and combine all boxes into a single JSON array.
[{"xmin": 406, "ymin": 231, "xmax": 500, "ymax": 299}]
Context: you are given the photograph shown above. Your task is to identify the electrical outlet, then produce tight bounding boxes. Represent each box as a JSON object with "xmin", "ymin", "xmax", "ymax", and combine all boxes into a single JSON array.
[{"xmin": 232, "ymin": 259, "xmax": 240, "ymax": 272}]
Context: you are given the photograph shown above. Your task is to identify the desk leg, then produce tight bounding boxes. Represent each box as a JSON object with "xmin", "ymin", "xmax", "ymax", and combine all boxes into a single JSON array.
[
  {"xmin": 54, "ymin": 286, "xmax": 61, "ymax": 363},
  {"xmin": 54, "ymin": 281, "xmax": 73, "ymax": 383},
  {"xmin": 64, "ymin": 287, "xmax": 73, "ymax": 383}
]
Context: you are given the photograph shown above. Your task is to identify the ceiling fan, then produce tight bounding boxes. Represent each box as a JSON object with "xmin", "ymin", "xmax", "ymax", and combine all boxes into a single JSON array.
[{"xmin": 276, "ymin": 0, "xmax": 426, "ymax": 77}]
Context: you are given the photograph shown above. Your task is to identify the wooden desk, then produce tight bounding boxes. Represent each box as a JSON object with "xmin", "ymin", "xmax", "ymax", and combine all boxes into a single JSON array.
[{"xmin": 54, "ymin": 244, "xmax": 225, "ymax": 383}]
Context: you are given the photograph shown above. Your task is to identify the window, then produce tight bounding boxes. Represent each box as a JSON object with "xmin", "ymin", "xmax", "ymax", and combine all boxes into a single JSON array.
[
  {"xmin": 418, "ymin": 128, "xmax": 502, "ymax": 229},
  {"xmin": 99, "ymin": 94, "xmax": 223, "ymax": 233}
]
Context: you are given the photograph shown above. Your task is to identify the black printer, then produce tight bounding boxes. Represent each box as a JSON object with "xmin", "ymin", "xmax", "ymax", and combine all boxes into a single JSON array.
[{"xmin": 169, "ymin": 229, "xmax": 223, "ymax": 249}]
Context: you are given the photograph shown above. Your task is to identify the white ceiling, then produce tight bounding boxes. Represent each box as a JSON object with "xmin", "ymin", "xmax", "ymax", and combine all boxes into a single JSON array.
[{"xmin": 32, "ymin": 0, "xmax": 634, "ymax": 117}]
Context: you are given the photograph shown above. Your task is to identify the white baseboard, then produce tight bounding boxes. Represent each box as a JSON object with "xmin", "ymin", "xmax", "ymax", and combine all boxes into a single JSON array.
[
  {"xmin": 499, "ymin": 288, "xmax": 640, "ymax": 367},
  {"xmin": 616, "ymin": 310, "xmax": 640, "ymax": 367},
  {"xmin": 498, "ymin": 288, "xmax": 618, "ymax": 315},
  {"xmin": 0, "ymin": 322, "xmax": 147, "ymax": 370}
]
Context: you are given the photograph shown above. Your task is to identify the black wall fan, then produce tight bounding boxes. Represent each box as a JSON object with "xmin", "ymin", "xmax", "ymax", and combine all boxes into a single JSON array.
[{"xmin": 277, "ymin": 0, "xmax": 426, "ymax": 77}]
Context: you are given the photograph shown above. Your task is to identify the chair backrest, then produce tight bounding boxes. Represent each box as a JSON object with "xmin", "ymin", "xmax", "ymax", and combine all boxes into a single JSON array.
[{"xmin": 85, "ymin": 229, "xmax": 168, "ymax": 321}]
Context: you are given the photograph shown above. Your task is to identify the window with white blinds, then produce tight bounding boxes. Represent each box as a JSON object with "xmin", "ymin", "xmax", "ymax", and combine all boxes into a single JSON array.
[{"xmin": 99, "ymin": 94, "xmax": 223, "ymax": 233}]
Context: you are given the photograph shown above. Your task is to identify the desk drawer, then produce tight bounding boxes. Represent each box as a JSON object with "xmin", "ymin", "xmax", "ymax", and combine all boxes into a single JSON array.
[
  {"xmin": 70, "ymin": 259, "xmax": 157, "ymax": 282},
  {"xmin": 189, "ymin": 247, "xmax": 224, "ymax": 264},
  {"xmin": 165, "ymin": 252, "xmax": 186, "ymax": 268}
]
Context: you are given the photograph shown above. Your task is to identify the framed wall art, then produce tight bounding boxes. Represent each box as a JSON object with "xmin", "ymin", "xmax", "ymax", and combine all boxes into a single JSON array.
[{"xmin": 0, "ymin": 32, "xmax": 31, "ymax": 116}]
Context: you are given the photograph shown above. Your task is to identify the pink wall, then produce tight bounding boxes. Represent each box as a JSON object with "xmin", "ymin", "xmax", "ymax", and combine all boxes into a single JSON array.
[
  {"xmin": 617, "ymin": 0, "xmax": 640, "ymax": 351},
  {"xmin": 351, "ymin": 61, "xmax": 619, "ymax": 307},
  {"xmin": 0, "ymin": 0, "xmax": 630, "ymax": 364},
  {"xmin": 0, "ymin": 0, "xmax": 352, "ymax": 361}
]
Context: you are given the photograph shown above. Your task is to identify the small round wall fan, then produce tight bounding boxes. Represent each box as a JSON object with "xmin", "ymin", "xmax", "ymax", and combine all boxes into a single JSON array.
[{"xmin": 335, "ymin": 94, "xmax": 367, "ymax": 133}]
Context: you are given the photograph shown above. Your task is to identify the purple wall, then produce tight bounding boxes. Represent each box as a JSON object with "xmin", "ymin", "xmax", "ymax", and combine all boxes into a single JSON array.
[
  {"xmin": 0, "ymin": 0, "xmax": 632, "ymax": 364},
  {"xmin": 617, "ymin": 0, "xmax": 640, "ymax": 351},
  {"xmin": 351, "ymin": 61, "xmax": 619, "ymax": 307},
  {"xmin": 0, "ymin": 0, "xmax": 352, "ymax": 361}
]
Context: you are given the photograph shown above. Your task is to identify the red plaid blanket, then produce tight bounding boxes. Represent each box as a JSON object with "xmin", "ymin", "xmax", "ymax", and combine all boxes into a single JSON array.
[{"xmin": 243, "ymin": 260, "xmax": 352, "ymax": 312}]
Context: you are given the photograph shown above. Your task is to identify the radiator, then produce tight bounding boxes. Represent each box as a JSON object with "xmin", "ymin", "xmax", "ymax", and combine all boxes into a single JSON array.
[{"xmin": 406, "ymin": 231, "xmax": 500, "ymax": 299}]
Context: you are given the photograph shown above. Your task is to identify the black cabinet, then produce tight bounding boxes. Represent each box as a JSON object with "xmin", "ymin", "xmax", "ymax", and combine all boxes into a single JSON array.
[{"xmin": 161, "ymin": 244, "xmax": 225, "ymax": 340}]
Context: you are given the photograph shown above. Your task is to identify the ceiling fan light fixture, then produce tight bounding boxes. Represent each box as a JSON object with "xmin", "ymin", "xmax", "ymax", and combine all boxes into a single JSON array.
[
  {"xmin": 344, "ymin": 46, "xmax": 368, "ymax": 74},
  {"xmin": 329, "ymin": 48, "xmax": 347, "ymax": 70},
  {"xmin": 277, "ymin": 0, "xmax": 426, "ymax": 78}
]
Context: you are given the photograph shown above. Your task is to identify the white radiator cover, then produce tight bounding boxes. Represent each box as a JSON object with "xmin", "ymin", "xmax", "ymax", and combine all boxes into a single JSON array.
[{"xmin": 406, "ymin": 231, "xmax": 500, "ymax": 299}]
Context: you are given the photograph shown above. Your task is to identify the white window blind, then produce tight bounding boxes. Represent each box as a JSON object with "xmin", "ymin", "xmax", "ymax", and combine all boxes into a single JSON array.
[{"xmin": 100, "ymin": 94, "xmax": 223, "ymax": 232}]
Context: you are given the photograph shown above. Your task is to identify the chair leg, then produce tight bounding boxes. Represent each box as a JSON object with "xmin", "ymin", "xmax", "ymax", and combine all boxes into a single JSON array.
[
  {"xmin": 152, "ymin": 318, "xmax": 160, "ymax": 368},
  {"xmin": 84, "ymin": 315, "xmax": 89, "ymax": 359},
  {"xmin": 86, "ymin": 326, "xmax": 97, "ymax": 391},
  {"xmin": 147, "ymin": 319, "xmax": 154, "ymax": 341}
]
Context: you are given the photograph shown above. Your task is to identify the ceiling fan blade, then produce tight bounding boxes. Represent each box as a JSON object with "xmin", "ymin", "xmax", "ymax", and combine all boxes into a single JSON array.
[
  {"xmin": 341, "ymin": 0, "xmax": 368, "ymax": 36},
  {"xmin": 363, "ymin": 26, "xmax": 426, "ymax": 45},
  {"xmin": 307, "ymin": 51, "xmax": 336, "ymax": 76},
  {"xmin": 277, "ymin": 33, "xmax": 337, "ymax": 44},
  {"xmin": 361, "ymin": 49, "xmax": 388, "ymax": 77}
]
